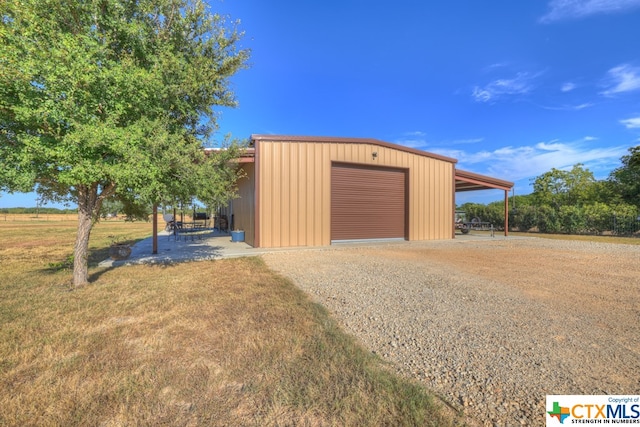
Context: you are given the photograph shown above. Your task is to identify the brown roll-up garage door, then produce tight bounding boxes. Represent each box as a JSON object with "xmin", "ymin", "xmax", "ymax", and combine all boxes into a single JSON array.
[{"xmin": 331, "ymin": 163, "xmax": 407, "ymax": 241}]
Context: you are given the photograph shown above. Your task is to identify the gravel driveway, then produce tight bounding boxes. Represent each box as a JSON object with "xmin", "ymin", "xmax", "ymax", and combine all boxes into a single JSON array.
[{"xmin": 262, "ymin": 236, "xmax": 640, "ymax": 426}]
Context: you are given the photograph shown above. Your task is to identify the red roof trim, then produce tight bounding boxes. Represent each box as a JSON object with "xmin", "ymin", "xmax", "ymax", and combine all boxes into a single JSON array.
[{"xmin": 455, "ymin": 169, "xmax": 513, "ymax": 191}]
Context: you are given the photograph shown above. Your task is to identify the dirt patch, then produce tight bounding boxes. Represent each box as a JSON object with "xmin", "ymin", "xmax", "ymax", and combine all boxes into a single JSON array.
[{"xmin": 383, "ymin": 238, "xmax": 639, "ymax": 324}]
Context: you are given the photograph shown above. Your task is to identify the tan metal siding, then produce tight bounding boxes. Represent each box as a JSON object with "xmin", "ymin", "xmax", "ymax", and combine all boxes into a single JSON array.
[
  {"xmin": 232, "ymin": 163, "xmax": 255, "ymax": 246},
  {"xmin": 331, "ymin": 163, "xmax": 406, "ymax": 240},
  {"xmin": 256, "ymin": 141, "xmax": 454, "ymax": 248}
]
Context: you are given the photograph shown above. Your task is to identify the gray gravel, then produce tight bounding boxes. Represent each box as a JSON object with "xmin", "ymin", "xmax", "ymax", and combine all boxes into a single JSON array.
[{"xmin": 261, "ymin": 237, "xmax": 640, "ymax": 426}]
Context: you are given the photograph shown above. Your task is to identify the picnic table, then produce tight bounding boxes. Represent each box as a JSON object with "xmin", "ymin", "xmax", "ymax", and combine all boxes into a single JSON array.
[{"xmin": 174, "ymin": 226, "xmax": 212, "ymax": 241}]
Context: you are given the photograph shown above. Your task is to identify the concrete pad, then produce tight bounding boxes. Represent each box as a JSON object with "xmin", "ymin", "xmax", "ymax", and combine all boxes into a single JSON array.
[
  {"xmin": 98, "ymin": 230, "xmax": 261, "ymax": 267},
  {"xmin": 98, "ymin": 229, "xmax": 526, "ymax": 267}
]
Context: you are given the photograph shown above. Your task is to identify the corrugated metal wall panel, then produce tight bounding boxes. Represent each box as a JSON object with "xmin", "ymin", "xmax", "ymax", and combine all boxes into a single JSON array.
[
  {"xmin": 429, "ymin": 160, "xmax": 436, "ymax": 238},
  {"xmin": 231, "ymin": 164, "xmax": 255, "ymax": 246},
  {"xmin": 256, "ymin": 140, "xmax": 454, "ymax": 248},
  {"xmin": 331, "ymin": 163, "xmax": 406, "ymax": 240}
]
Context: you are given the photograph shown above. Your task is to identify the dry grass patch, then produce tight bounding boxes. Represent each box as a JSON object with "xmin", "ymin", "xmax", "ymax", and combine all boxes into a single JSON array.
[
  {"xmin": 0, "ymin": 219, "xmax": 460, "ymax": 426},
  {"xmin": 511, "ymin": 231, "xmax": 640, "ymax": 245}
]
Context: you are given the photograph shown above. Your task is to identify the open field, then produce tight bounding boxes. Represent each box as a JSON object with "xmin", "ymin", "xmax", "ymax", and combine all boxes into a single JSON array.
[
  {"xmin": 0, "ymin": 212, "xmax": 79, "ymax": 221},
  {"xmin": 0, "ymin": 219, "xmax": 459, "ymax": 426}
]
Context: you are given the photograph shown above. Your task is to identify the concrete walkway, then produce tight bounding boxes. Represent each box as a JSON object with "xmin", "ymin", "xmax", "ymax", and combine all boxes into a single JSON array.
[
  {"xmin": 98, "ymin": 230, "xmax": 265, "ymax": 267},
  {"xmin": 98, "ymin": 229, "xmax": 519, "ymax": 267}
]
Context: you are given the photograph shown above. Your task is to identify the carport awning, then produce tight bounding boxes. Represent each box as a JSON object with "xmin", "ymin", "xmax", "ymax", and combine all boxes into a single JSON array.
[{"xmin": 455, "ymin": 169, "xmax": 513, "ymax": 192}]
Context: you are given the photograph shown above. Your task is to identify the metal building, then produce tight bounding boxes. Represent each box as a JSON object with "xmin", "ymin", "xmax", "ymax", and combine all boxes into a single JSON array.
[{"xmin": 231, "ymin": 135, "xmax": 513, "ymax": 248}]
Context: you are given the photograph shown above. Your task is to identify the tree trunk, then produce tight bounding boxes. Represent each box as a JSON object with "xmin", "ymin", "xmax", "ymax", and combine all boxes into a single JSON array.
[
  {"xmin": 73, "ymin": 198, "xmax": 93, "ymax": 287},
  {"xmin": 72, "ymin": 182, "xmax": 114, "ymax": 287},
  {"xmin": 73, "ymin": 186, "xmax": 95, "ymax": 287}
]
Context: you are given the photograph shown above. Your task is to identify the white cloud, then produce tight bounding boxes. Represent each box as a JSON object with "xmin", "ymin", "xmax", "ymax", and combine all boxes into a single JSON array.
[
  {"xmin": 472, "ymin": 87, "xmax": 492, "ymax": 103},
  {"xmin": 428, "ymin": 148, "xmax": 465, "ymax": 160},
  {"xmin": 428, "ymin": 137, "xmax": 627, "ymax": 184},
  {"xmin": 561, "ymin": 82, "xmax": 577, "ymax": 92},
  {"xmin": 620, "ymin": 116, "xmax": 640, "ymax": 128},
  {"xmin": 540, "ymin": 0, "xmax": 640, "ymax": 23},
  {"xmin": 601, "ymin": 64, "xmax": 640, "ymax": 96},
  {"xmin": 395, "ymin": 134, "xmax": 485, "ymax": 149},
  {"xmin": 452, "ymin": 138, "xmax": 485, "ymax": 144},
  {"xmin": 404, "ymin": 131, "xmax": 427, "ymax": 137},
  {"xmin": 396, "ymin": 135, "xmax": 626, "ymax": 191},
  {"xmin": 472, "ymin": 72, "xmax": 536, "ymax": 103},
  {"xmin": 396, "ymin": 139, "xmax": 426, "ymax": 149},
  {"xmin": 395, "ymin": 132, "xmax": 429, "ymax": 148},
  {"xmin": 538, "ymin": 102, "xmax": 594, "ymax": 111},
  {"xmin": 573, "ymin": 103, "xmax": 594, "ymax": 110},
  {"xmin": 535, "ymin": 141, "xmax": 566, "ymax": 151},
  {"xmin": 484, "ymin": 62, "xmax": 510, "ymax": 71}
]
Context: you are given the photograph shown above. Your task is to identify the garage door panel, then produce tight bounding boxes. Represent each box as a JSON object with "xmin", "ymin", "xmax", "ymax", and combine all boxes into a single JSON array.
[{"xmin": 331, "ymin": 163, "xmax": 406, "ymax": 241}]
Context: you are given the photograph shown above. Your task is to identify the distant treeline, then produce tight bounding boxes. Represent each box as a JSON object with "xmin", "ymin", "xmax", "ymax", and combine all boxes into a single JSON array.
[
  {"xmin": 459, "ymin": 146, "xmax": 640, "ymax": 236},
  {"xmin": 0, "ymin": 207, "xmax": 78, "ymax": 214}
]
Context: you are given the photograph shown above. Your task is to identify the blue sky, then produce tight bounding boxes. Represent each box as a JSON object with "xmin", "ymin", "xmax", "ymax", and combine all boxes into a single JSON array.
[{"xmin": 3, "ymin": 0, "xmax": 640, "ymax": 208}]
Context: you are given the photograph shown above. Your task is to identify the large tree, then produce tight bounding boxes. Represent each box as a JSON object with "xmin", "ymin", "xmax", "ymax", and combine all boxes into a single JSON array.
[
  {"xmin": 609, "ymin": 145, "xmax": 640, "ymax": 208},
  {"xmin": 531, "ymin": 163, "xmax": 596, "ymax": 209},
  {"xmin": 0, "ymin": 0, "xmax": 249, "ymax": 286}
]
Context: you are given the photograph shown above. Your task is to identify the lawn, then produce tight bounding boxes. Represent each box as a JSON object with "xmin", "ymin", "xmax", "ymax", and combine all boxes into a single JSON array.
[
  {"xmin": 0, "ymin": 216, "xmax": 461, "ymax": 426},
  {"xmin": 510, "ymin": 230, "xmax": 640, "ymax": 244},
  {"xmin": 468, "ymin": 229, "xmax": 640, "ymax": 245}
]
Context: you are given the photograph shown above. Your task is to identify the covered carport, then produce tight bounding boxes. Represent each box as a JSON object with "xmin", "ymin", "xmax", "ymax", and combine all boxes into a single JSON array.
[{"xmin": 455, "ymin": 169, "xmax": 514, "ymax": 236}]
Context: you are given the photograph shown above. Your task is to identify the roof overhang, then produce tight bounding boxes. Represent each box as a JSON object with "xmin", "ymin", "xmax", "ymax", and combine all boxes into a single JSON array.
[
  {"xmin": 204, "ymin": 147, "xmax": 255, "ymax": 163},
  {"xmin": 455, "ymin": 169, "xmax": 513, "ymax": 192}
]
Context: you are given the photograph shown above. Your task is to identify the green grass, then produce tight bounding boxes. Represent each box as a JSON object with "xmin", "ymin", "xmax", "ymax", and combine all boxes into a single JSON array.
[
  {"xmin": 0, "ymin": 216, "xmax": 462, "ymax": 426},
  {"xmin": 509, "ymin": 230, "xmax": 640, "ymax": 245},
  {"xmin": 466, "ymin": 229, "xmax": 640, "ymax": 245}
]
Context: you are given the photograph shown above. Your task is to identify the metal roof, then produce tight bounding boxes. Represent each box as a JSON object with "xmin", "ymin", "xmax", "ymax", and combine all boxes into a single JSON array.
[{"xmin": 455, "ymin": 169, "xmax": 513, "ymax": 192}]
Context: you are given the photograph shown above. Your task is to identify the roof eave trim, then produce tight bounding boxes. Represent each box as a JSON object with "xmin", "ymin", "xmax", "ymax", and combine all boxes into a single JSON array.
[
  {"xmin": 251, "ymin": 134, "xmax": 458, "ymax": 164},
  {"xmin": 456, "ymin": 169, "xmax": 514, "ymax": 191}
]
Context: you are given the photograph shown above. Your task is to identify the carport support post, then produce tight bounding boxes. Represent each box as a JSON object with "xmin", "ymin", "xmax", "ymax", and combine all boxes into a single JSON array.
[{"xmin": 504, "ymin": 190, "xmax": 509, "ymax": 237}]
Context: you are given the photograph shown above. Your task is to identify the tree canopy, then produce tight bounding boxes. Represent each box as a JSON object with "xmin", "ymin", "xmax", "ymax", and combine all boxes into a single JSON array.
[
  {"xmin": 609, "ymin": 145, "xmax": 640, "ymax": 208},
  {"xmin": 531, "ymin": 163, "xmax": 596, "ymax": 209},
  {"xmin": 0, "ymin": 0, "xmax": 250, "ymax": 286}
]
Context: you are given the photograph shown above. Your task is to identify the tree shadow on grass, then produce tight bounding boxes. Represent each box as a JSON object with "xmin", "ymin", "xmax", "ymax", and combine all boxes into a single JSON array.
[
  {"xmin": 39, "ymin": 235, "xmax": 233, "ymax": 285},
  {"xmin": 40, "ymin": 237, "xmax": 148, "ymax": 280},
  {"xmin": 43, "ymin": 253, "xmax": 74, "ymax": 274}
]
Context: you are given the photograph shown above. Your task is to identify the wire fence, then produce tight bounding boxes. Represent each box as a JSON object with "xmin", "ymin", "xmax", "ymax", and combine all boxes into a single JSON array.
[
  {"xmin": 509, "ymin": 208, "xmax": 640, "ymax": 236},
  {"xmin": 605, "ymin": 213, "xmax": 640, "ymax": 235},
  {"xmin": 462, "ymin": 204, "xmax": 640, "ymax": 236}
]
